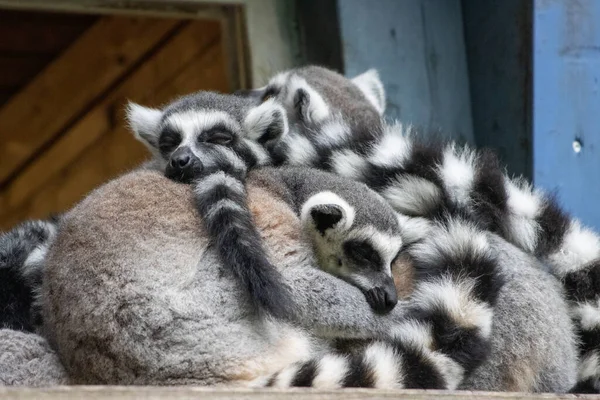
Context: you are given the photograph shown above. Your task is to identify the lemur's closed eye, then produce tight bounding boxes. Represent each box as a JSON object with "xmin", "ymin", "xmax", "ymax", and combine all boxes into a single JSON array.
[
  {"xmin": 205, "ymin": 131, "xmax": 234, "ymax": 146},
  {"xmin": 343, "ymin": 240, "xmax": 382, "ymax": 267},
  {"xmin": 158, "ymin": 126, "xmax": 181, "ymax": 155}
]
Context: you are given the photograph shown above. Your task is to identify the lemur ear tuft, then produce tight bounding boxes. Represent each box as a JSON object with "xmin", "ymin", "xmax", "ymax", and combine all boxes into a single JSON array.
[
  {"xmin": 288, "ymin": 76, "xmax": 329, "ymax": 124},
  {"xmin": 126, "ymin": 102, "xmax": 163, "ymax": 151},
  {"xmin": 351, "ymin": 69, "xmax": 386, "ymax": 115},
  {"xmin": 309, "ymin": 204, "xmax": 344, "ymax": 235},
  {"xmin": 300, "ymin": 191, "xmax": 356, "ymax": 236},
  {"xmin": 244, "ymin": 98, "xmax": 288, "ymax": 147}
]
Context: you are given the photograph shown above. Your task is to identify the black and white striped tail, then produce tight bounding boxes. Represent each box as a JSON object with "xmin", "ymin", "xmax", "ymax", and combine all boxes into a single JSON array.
[
  {"xmin": 262, "ymin": 218, "xmax": 502, "ymax": 389},
  {"xmin": 284, "ymin": 121, "xmax": 600, "ymax": 391},
  {"xmin": 192, "ymin": 146, "xmax": 295, "ymax": 320},
  {"xmin": 0, "ymin": 217, "xmax": 59, "ymax": 331}
]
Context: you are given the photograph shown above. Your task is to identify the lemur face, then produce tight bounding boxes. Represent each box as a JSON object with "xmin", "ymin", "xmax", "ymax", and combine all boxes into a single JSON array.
[
  {"xmin": 126, "ymin": 91, "xmax": 288, "ymax": 183},
  {"xmin": 300, "ymin": 191, "xmax": 402, "ymax": 313},
  {"xmin": 237, "ymin": 66, "xmax": 386, "ymax": 133}
]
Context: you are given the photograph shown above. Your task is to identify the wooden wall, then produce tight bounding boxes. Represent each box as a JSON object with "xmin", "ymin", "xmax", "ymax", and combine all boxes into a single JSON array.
[{"xmin": 0, "ymin": 10, "xmax": 229, "ymax": 230}]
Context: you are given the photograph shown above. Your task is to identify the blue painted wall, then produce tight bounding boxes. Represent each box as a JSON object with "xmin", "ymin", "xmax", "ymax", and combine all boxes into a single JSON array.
[
  {"xmin": 462, "ymin": 0, "xmax": 532, "ymax": 179},
  {"xmin": 337, "ymin": 0, "xmax": 474, "ymax": 144},
  {"xmin": 534, "ymin": 0, "xmax": 600, "ymax": 230}
]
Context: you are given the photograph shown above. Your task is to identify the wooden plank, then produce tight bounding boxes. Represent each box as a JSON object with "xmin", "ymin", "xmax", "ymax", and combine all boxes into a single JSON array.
[
  {"xmin": 0, "ymin": 33, "xmax": 228, "ymax": 229},
  {"xmin": 0, "ymin": 9, "xmax": 97, "ymax": 54},
  {"xmin": 0, "ymin": 386, "xmax": 591, "ymax": 400},
  {"xmin": 0, "ymin": 20, "xmax": 221, "ymax": 218},
  {"xmin": 0, "ymin": 54, "xmax": 54, "ymax": 87},
  {"xmin": 0, "ymin": 15, "xmax": 181, "ymax": 186},
  {"xmin": 0, "ymin": 0, "xmax": 302, "ymax": 87}
]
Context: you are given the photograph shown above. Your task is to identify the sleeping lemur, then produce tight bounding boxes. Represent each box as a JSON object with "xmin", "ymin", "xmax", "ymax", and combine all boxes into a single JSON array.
[
  {"xmin": 125, "ymin": 68, "xmax": 391, "ymax": 319},
  {"xmin": 125, "ymin": 67, "xmax": 600, "ymax": 390},
  {"xmin": 259, "ymin": 166, "xmax": 404, "ymax": 312},
  {"xmin": 39, "ymin": 165, "xmax": 575, "ymax": 391},
  {"xmin": 238, "ymin": 65, "xmax": 600, "ymax": 393}
]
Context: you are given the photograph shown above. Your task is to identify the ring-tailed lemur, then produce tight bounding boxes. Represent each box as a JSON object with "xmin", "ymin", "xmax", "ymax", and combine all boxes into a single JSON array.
[
  {"xmin": 238, "ymin": 65, "xmax": 600, "ymax": 393},
  {"xmin": 125, "ymin": 68, "xmax": 392, "ymax": 319},
  {"xmin": 259, "ymin": 166, "xmax": 403, "ymax": 312},
  {"xmin": 41, "ymin": 167, "xmax": 574, "ymax": 391},
  {"xmin": 0, "ymin": 217, "xmax": 58, "ymax": 332},
  {"xmin": 127, "ymin": 92, "xmax": 295, "ymax": 319}
]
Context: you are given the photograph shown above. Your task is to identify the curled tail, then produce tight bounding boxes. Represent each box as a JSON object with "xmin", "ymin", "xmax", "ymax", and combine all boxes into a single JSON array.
[
  {"xmin": 262, "ymin": 218, "xmax": 503, "ymax": 389},
  {"xmin": 317, "ymin": 122, "xmax": 600, "ymax": 392},
  {"xmin": 193, "ymin": 170, "xmax": 296, "ymax": 320},
  {"xmin": 0, "ymin": 218, "xmax": 58, "ymax": 331}
]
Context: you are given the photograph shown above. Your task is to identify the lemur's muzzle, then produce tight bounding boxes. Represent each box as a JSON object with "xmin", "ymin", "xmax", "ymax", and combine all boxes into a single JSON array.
[
  {"xmin": 364, "ymin": 276, "xmax": 398, "ymax": 313},
  {"xmin": 165, "ymin": 147, "xmax": 203, "ymax": 184}
]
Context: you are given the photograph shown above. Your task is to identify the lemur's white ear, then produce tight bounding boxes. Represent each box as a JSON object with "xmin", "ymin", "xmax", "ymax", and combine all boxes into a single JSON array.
[
  {"xmin": 288, "ymin": 76, "xmax": 330, "ymax": 124},
  {"xmin": 244, "ymin": 98, "xmax": 288, "ymax": 147},
  {"xmin": 301, "ymin": 191, "xmax": 355, "ymax": 235},
  {"xmin": 351, "ymin": 69, "xmax": 385, "ymax": 115},
  {"xmin": 126, "ymin": 102, "xmax": 163, "ymax": 151}
]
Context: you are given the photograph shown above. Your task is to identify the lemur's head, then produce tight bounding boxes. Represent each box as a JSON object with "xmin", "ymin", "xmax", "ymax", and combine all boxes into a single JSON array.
[
  {"xmin": 126, "ymin": 91, "xmax": 288, "ymax": 183},
  {"xmin": 300, "ymin": 190, "xmax": 402, "ymax": 313},
  {"xmin": 237, "ymin": 66, "xmax": 385, "ymax": 140}
]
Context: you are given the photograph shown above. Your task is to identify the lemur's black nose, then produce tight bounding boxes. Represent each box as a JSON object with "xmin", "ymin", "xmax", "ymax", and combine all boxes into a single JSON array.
[
  {"xmin": 365, "ymin": 277, "xmax": 398, "ymax": 313},
  {"xmin": 170, "ymin": 148, "xmax": 192, "ymax": 169}
]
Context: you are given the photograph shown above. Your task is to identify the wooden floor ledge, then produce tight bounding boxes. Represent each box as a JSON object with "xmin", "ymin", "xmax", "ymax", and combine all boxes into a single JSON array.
[{"xmin": 0, "ymin": 386, "xmax": 595, "ymax": 400}]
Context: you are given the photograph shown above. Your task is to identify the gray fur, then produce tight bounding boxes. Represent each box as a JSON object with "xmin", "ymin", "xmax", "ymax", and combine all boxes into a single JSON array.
[
  {"xmin": 462, "ymin": 235, "xmax": 577, "ymax": 392},
  {"xmin": 40, "ymin": 168, "xmax": 577, "ymax": 391},
  {"xmin": 0, "ymin": 329, "xmax": 68, "ymax": 386},
  {"xmin": 260, "ymin": 66, "xmax": 384, "ymax": 140}
]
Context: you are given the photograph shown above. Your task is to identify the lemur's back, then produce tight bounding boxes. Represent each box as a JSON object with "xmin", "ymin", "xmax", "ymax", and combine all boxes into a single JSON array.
[{"xmin": 41, "ymin": 167, "xmax": 577, "ymax": 391}]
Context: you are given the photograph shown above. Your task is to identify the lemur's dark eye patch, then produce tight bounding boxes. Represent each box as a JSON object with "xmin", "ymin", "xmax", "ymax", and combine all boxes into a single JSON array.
[
  {"xmin": 343, "ymin": 240, "xmax": 382, "ymax": 269},
  {"xmin": 204, "ymin": 124, "xmax": 234, "ymax": 146},
  {"xmin": 158, "ymin": 126, "xmax": 182, "ymax": 155}
]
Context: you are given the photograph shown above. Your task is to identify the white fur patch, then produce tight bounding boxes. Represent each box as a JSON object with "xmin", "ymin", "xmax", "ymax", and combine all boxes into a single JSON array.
[
  {"xmin": 313, "ymin": 354, "xmax": 349, "ymax": 389},
  {"xmin": 428, "ymin": 351, "xmax": 464, "ymax": 390},
  {"xmin": 351, "ymin": 69, "xmax": 386, "ymax": 115},
  {"xmin": 369, "ymin": 128, "xmax": 411, "ymax": 168},
  {"xmin": 243, "ymin": 98, "xmax": 288, "ymax": 142},
  {"xmin": 270, "ymin": 364, "xmax": 301, "ymax": 388},
  {"xmin": 389, "ymin": 319, "xmax": 433, "ymax": 350},
  {"xmin": 550, "ymin": 220, "xmax": 600, "ymax": 276},
  {"xmin": 363, "ymin": 342, "xmax": 402, "ymax": 389},
  {"xmin": 410, "ymin": 219, "xmax": 490, "ymax": 270},
  {"xmin": 267, "ymin": 71, "xmax": 290, "ymax": 88},
  {"xmin": 502, "ymin": 178, "xmax": 542, "ymax": 253},
  {"xmin": 287, "ymin": 75, "xmax": 330, "ymax": 123},
  {"xmin": 194, "ymin": 172, "xmax": 245, "ymax": 197},
  {"xmin": 24, "ymin": 246, "xmax": 48, "ymax": 268},
  {"xmin": 579, "ymin": 351, "xmax": 600, "ymax": 382},
  {"xmin": 284, "ymin": 134, "xmax": 317, "ymax": 165},
  {"xmin": 395, "ymin": 214, "xmax": 433, "ymax": 245},
  {"xmin": 330, "ymin": 149, "xmax": 368, "ymax": 181},
  {"xmin": 126, "ymin": 102, "xmax": 163, "ymax": 149},
  {"xmin": 412, "ymin": 277, "xmax": 493, "ymax": 338},
  {"xmin": 301, "ymin": 191, "xmax": 356, "ymax": 233},
  {"xmin": 314, "ymin": 118, "xmax": 351, "ymax": 148},
  {"xmin": 438, "ymin": 145, "xmax": 476, "ymax": 209},
  {"xmin": 243, "ymin": 139, "xmax": 271, "ymax": 166},
  {"xmin": 572, "ymin": 299, "xmax": 600, "ymax": 331},
  {"xmin": 383, "ymin": 175, "xmax": 442, "ymax": 216},
  {"xmin": 203, "ymin": 198, "xmax": 247, "ymax": 221}
]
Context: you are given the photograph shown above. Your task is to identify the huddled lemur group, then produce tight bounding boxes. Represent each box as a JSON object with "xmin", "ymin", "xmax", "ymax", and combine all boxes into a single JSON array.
[{"xmin": 1, "ymin": 66, "xmax": 600, "ymax": 392}]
